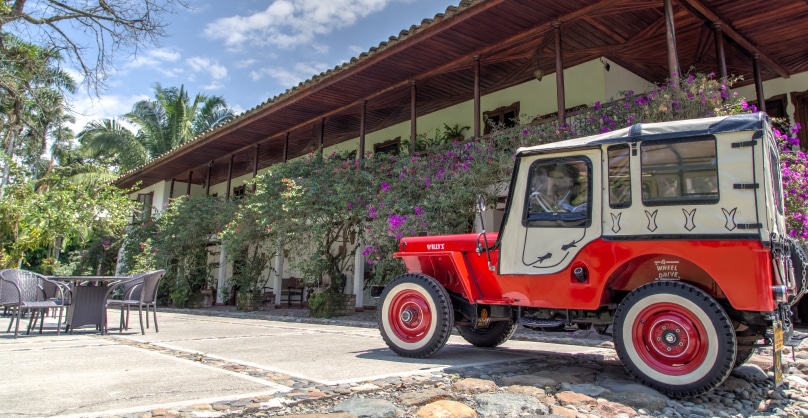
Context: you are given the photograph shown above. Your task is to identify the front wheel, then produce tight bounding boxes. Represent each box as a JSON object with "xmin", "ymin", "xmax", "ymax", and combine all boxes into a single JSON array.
[
  {"xmin": 613, "ymin": 281, "xmax": 736, "ymax": 398},
  {"xmin": 378, "ymin": 273, "xmax": 454, "ymax": 358},
  {"xmin": 457, "ymin": 320, "xmax": 517, "ymax": 347}
]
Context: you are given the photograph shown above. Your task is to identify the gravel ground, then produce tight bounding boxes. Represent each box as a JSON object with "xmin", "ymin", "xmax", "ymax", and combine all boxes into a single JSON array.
[{"xmin": 111, "ymin": 306, "xmax": 808, "ymax": 418}]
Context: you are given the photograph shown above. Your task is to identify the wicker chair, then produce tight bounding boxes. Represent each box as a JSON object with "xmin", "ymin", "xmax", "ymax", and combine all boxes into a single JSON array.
[
  {"xmin": 105, "ymin": 272, "xmax": 147, "ymax": 332},
  {"xmin": 40, "ymin": 277, "xmax": 70, "ymax": 318},
  {"xmin": 0, "ymin": 269, "xmax": 64, "ymax": 338},
  {"xmin": 105, "ymin": 270, "xmax": 165, "ymax": 335}
]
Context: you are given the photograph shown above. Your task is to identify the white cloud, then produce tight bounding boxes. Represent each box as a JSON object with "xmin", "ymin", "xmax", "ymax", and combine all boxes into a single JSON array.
[
  {"xmin": 311, "ymin": 43, "xmax": 329, "ymax": 55},
  {"xmin": 129, "ymin": 48, "xmax": 181, "ymax": 69},
  {"xmin": 124, "ymin": 48, "xmax": 184, "ymax": 78},
  {"xmin": 249, "ymin": 62, "xmax": 329, "ymax": 87},
  {"xmin": 202, "ymin": 81, "xmax": 225, "ymax": 91},
  {"xmin": 62, "ymin": 67, "xmax": 85, "ymax": 86},
  {"xmin": 347, "ymin": 45, "xmax": 365, "ymax": 55},
  {"xmin": 186, "ymin": 56, "xmax": 228, "ymax": 80},
  {"xmin": 235, "ymin": 59, "xmax": 258, "ymax": 69},
  {"xmin": 66, "ymin": 94, "xmax": 148, "ymax": 134},
  {"xmin": 230, "ymin": 104, "xmax": 246, "ymax": 116},
  {"xmin": 204, "ymin": 0, "xmax": 395, "ymax": 51}
]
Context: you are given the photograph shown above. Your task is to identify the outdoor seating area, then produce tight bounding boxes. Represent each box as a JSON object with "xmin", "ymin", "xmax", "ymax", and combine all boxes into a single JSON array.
[
  {"xmin": 282, "ymin": 277, "xmax": 305, "ymax": 308},
  {"xmin": 259, "ymin": 277, "xmax": 307, "ymax": 308},
  {"xmin": 0, "ymin": 268, "xmax": 166, "ymax": 338}
]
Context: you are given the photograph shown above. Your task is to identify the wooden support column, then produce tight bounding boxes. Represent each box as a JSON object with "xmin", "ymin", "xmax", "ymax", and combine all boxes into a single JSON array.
[
  {"xmin": 205, "ymin": 161, "xmax": 213, "ymax": 196},
  {"xmin": 186, "ymin": 171, "xmax": 192, "ymax": 196},
  {"xmin": 553, "ymin": 21, "xmax": 566, "ymax": 125},
  {"xmin": 753, "ymin": 54, "xmax": 766, "ymax": 113},
  {"xmin": 712, "ymin": 22, "xmax": 727, "ymax": 81},
  {"xmin": 359, "ymin": 101, "xmax": 367, "ymax": 161},
  {"xmin": 252, "ymin": 144, "xmax": 259, "ymax": 193},
  {"xmin": 169, "ymin": 178, "xmax": 175, "ymax": 200},
  {"xmin": 410, "ymin": 80, "xmax": 417, "ymax": 155},
  {"xmin": 473, "ymin": 55, "xmax": 481, "ymax": 138},
  {"xmin": 319, "ymin": 118, "xmax": 325, "ymax": 154},
  {"xmin": 225, "ymin": 154, "xmax": 234, "ymax": 199},
  {"xmin": 664, "ymin": 0, "xmax": 680, "ymax": 87},
  {"xmin": 283, "ymin": 132, "xmax": 290, "ymax": 162}
]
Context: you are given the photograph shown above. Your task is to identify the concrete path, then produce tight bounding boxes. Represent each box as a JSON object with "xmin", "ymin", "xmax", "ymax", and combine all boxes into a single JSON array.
[{"xmin": 0, "ymin": 310, "xmax": 610, "ymax": 417}]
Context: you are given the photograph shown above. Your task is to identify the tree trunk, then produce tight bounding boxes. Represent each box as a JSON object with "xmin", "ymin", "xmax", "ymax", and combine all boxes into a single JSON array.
[{"xmin": 0, "ymin": 128, "xmax": 17, "ymax": 194}]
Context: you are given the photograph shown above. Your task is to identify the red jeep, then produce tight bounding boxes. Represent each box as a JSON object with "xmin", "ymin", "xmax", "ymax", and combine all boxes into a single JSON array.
[{"xmin": 376, "ymin": 113, "xmax": 806, "ymax": 397}]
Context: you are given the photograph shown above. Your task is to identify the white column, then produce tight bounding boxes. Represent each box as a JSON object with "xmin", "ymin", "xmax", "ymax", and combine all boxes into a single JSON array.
[
  {"xmin": 115, "ymin": 245, "xmax": 125, "ymax": 276},
  {"xmin": 217, "ymin": 244, "xmax": 227, "ymax": 304},
  {"xmin": 353, "ymin": 242, "xmax": 365, "ymax": 310},
  {"xmin": 273, "ymin": 247, "xmax": 284, "ymax": 308}
]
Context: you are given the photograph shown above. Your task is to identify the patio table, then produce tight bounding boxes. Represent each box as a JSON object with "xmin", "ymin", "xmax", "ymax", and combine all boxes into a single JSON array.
[{"xmin": 50, "ymin": 276, "xmax": 127, "ymax": 333}]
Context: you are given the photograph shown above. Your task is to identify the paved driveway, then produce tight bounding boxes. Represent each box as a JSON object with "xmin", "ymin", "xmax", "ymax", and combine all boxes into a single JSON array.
[{"xmin": 0, "ymin": 311, "xmax": 609, "ymax": 417}]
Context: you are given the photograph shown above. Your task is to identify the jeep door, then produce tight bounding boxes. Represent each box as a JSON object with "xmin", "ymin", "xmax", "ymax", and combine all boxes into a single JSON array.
[{"xmin": 498, "ymin": 148, "xmax": 602, "ymax": 275}]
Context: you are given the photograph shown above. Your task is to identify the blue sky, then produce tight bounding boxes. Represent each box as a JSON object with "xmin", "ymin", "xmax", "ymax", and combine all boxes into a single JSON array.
[{"xmin": 67, "ymin": 0, "xmax": 458, "ymax": 133}]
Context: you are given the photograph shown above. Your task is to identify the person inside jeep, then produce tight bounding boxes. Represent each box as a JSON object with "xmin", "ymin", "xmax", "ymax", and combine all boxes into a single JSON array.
[{"xmin": 528, "ymin": 162, "xmax": 587, "ymax": 214}]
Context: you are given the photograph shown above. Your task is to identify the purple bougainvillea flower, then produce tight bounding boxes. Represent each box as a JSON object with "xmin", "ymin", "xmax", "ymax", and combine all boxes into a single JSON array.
[
  {"xmin": 381, "ymin": 183, "xmax": 390, "ymax": 192},
  {"xmin": 388, "ymin": 215, "xmax": 407, "ymax": 230}
]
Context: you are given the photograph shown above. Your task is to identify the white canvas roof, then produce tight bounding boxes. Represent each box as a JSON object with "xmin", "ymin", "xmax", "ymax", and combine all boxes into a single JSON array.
[{"xmin": 515, "ymin": 113, "xmax": 768, "ymax": 157}]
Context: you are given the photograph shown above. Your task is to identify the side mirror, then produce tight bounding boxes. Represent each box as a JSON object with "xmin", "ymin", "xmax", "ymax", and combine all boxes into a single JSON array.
[{"xmin": 477, "ymin": 194, "xmax": 487, "ymax": 213}]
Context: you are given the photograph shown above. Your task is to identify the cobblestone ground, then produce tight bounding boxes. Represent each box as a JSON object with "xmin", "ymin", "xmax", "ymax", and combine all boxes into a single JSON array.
[{"xmin": 101, "ymin": 307, "xmax": 808, "ymax": 418}]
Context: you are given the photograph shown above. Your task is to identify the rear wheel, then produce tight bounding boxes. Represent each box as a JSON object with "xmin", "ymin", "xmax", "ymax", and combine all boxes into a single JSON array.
[
  {"xmin": 457, "ymin": 320, "xmax": 517, "ymax": 347},
  {"xmin": 734, "ymin": 348, "xmax": 755, "ymax": 367},
  {"xmin": 378, "ymin": 273, "xmax": 454, "ymax": 358},
  {"xmin": 613, "ymin": 281, "xmax": 736, "ymax": 398}
]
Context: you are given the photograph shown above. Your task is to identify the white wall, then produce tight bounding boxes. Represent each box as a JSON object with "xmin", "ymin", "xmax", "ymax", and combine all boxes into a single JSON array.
[
  {"xmin": 129, "ymin": 180, "xmax": 170, "ymax": 216},
  {"xmin": 733, "ymin": 71, "xmax": 808, "ymax": 124},
  {"xmin": 604, "ymin": 60, "xmax": 653, "ymax": 100},
  {"xmin": 321, "ymin": 57, "xmax": 650, "ymax": 157}
]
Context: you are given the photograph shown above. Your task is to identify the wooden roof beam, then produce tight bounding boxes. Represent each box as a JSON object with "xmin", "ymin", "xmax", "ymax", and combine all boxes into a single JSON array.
[
  {"xmin": 582, "ymin": 16, "xmax": 627, "ymax": 44},
  {"xmin": 679, "ymin": 0, "xmax": 790, "ymax": 78},
  {"xmin": 116, "ymin": 0, "xmax": 633, "ymax": 184},
  {"xmin": 692, "ymin": 25, "xmax": 712, "ymax": 65},
  {"xmin": 183, "ymin": 0, "xmax": 634, "ymax": 157}
]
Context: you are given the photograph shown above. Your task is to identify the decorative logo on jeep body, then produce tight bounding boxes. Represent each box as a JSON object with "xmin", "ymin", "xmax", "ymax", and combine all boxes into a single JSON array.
[
  {"xmin": 654, "ymin": 259, "xmax": 680, "ymax": 280},
  {"xmin": 426, "ymin": 243, "xmax": 445, "ymax": 250}
]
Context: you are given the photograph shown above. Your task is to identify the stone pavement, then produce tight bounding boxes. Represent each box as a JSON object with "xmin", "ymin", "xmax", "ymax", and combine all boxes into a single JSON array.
[{"xmin": 1, "ymin": 306, "xmax": 806, "ymax": 418}]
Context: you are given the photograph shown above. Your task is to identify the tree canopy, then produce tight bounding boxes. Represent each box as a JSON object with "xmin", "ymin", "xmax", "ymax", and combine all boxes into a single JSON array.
[
  {"xmin": 0, "ymin": 0, "xmax": 193, "ymax": 273},
  {"xmin": 77, "ymin": 83, "xmax": 236, "ymax": 172},
  {"xmin": 0, "ymin": 0, "xmax": 189, "ymax": 92}
]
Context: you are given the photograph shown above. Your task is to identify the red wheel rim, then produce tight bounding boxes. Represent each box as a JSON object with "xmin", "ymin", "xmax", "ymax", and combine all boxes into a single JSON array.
[
  {"xmin": 632, "ymin": 302, "xmax": 709, "ymax": 376},
  {"xmin": 388, "ymin": 289, "xmax": 432, "ymax": 342}
]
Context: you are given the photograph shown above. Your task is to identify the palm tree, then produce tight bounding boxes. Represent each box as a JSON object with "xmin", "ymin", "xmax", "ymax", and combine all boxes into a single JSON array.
[
  {"xmin": 77, "ymin": 118, "xmax": 147, "ymax": 172},
  {"xmin": 78, "ymin": 84, "xmax": 236, "ymax": 172},
  {"xmin": 0, "ymin": 34, "xmax": 75, "ymax": 192}
]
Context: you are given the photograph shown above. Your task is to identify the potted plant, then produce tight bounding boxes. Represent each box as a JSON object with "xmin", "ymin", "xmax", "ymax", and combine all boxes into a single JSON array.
[{"xmin": 441, "ymin": 123, "xmax": 470, "ymax": 142}]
